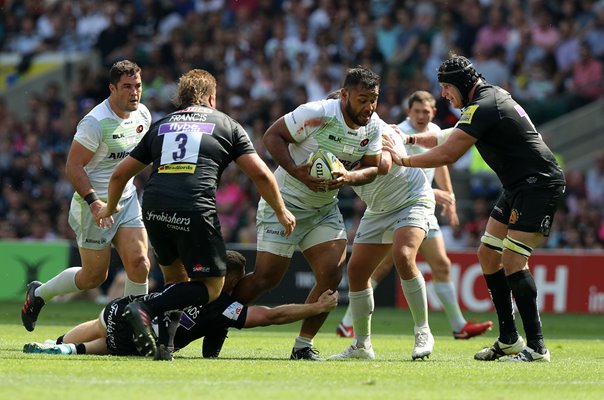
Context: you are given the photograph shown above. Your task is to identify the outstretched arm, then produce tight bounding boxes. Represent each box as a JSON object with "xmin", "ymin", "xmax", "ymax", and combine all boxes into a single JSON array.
[
  {"xmin": 384, "ymin": 128, "xmax": 476, "ymax": 168},
  {"xmin": 243, "ymin": 289, "xmax": 338, "ymax": 328}
]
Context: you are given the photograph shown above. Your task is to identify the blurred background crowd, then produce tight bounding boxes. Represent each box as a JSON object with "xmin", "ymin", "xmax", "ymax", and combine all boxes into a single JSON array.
[{"xmin": 1, "ymin": 0, "xmax": 604, "ymax": 252}]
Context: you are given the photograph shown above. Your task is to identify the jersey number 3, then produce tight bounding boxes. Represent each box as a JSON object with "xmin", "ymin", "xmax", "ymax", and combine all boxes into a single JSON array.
[{"xmin": 159, "ymin": 123, "xmax": 216, "ymax": 165}]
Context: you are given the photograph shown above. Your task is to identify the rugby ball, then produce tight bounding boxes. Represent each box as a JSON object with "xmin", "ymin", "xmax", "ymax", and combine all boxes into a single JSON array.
[{"xmin": 307, "ymin": 149, "xmax": 342, "ymax": 179}]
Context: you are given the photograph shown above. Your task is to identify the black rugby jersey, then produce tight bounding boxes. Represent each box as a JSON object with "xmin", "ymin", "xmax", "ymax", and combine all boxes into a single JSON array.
[
  {"xmin": 455, "ymin": 84, "xmax": 565, "ymax": 189},
  {"xmin": 130, "ymin": 104, "xmax": 255, "ymax": 211},
  {"xmin": 172, "ymin": 292, "xmax": 248, "ymax": 351}
]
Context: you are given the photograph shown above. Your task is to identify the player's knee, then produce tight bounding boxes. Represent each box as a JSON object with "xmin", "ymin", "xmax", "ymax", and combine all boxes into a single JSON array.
[
  {"xmin": 124, "ymin": 255, "xmax": 151, "ymax": 280},
  {"xmin": 502, "ymin": 236, "xmax": 534, "ymax": 258},
  {"xmin": 430, "ymin": 261, "xmax": 450, "ymax": 281},
  {"xmin": 253, "ymin": 272, "xmax": 282, "ymax": 291},
  {"xmin": 394, "ymin": 246, "xmax": 416, "ymax": 267},
  {"xmin": 480, "ymin": 232, "xmax": 503, "ymax": 254},
  {"xmin": 77, "ymin": 270, "xmax": 108, "ymax": 289},
  {"xmin": 316, "ymin": 268, "xmax": 342, "ymax": 289}
]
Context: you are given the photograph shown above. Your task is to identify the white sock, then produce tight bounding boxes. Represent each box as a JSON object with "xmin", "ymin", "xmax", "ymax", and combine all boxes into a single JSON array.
[
  {"xmin": 349, "ymin": 288, "xmax": 374, "ymax": 348},
  {"xmin": 294, "ymin": 335, "xmax": 313, "ymax": 350},
  {"xmin": 342, "ymin": 278, "xmax": 379, "ymax": 326},
  {"xmin": 36, "ymin": 267, "xmax": 81, "ymax": 302},
  {"xmin": 401, "ymin": 274, "xmax": 429, "ymax": 329},
  {"xmin": 124, "ymin": 278, "xmax": 148, "ymax": 296},
  {"xmin": 433, "ymin": 281, "xmax": 466, "ymax": 332},
  {"xmin": 60, "ymin": 343, "xmax": 77, "ymax": 355}
]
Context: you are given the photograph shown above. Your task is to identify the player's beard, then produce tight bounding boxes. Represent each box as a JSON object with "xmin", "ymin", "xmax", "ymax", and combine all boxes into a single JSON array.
[{"xmin": 345, "ymin": 99, "xmax": 371, "ymax": 127}]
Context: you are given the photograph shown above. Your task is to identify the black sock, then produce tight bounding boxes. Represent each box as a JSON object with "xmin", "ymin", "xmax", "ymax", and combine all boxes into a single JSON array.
[
  {"xmin": 506, "ymin": 269, "xmax": 546, "ymax": 353},
  {"xmin": 143, "ymin": 281, "xmax": 210, "ymax": 317},
  {"xmin": 158, "ymin": 311, "xmax": 182, "ymax": 349},
  {"xmin": 56, "ymin": 335, "xmax": 65, "ymax": 344},
  {"xmin": 75, "ymin": 343, "xmax": 86, "ymax": 354},
  {"xmin": 484, "ymin": 269, "xmax": 519, "ymax": 344}
]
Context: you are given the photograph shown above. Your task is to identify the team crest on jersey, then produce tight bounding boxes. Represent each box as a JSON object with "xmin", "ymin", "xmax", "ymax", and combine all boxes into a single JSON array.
[
  {"xmin": 509, "ymin": 209, "xmax": 519, "ymax": 224},
  {"xmin": 137, "ymin": 125, "xmax": 144, "ymax": 133},
  {"xmin": 360, "ymin": 138, "xmax": 369, "ymax": 147},
  {"xmin": 458, "ymin": 105, "xmax": 479, "ymax": 125},
  {"xmin": 223, "ymin": 302, "xmax": 244, "ymax": 321}
]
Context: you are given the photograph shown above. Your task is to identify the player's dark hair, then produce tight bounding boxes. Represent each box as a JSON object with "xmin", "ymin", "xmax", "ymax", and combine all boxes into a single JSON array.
[
  {"xmin": 343, "ymin": 66, "xmax": 380, "ymax": 90},
  {"xmin": 407, "ymin": 90, "xmax": 436, "ymax": 109},
  {"xmin": 109, "ymin": 60, "xmax": 141, "ymax": 86},
  {"xmin": 437, "ymin": 53, "xmax": 483, "ymax": 106},
  {"xmin": 326, "ymin": 89, "xmax": 341, "ymax": 100},
  {"xmin": 225, "ymin": 250, "xmax": 246, "ymax": 280}
]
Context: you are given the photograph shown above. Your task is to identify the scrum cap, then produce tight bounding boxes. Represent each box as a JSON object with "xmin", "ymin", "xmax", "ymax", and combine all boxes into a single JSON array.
[{"xmin": 437, "ymin": 55, "xmax": 482, "ymax": 107}]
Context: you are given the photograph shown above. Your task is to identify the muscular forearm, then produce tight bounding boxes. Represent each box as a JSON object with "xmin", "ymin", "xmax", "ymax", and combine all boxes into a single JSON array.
[
  {"xmin": 254, "ymin": 171, "xmax": 288, "ymax": 215},
  {"xmin": 264, "ymin": 134, "xmax": 298, "ymax": 177},
  {"xmin": 434, "ymin": 166, "xmax": 453, "ymax": 193},
  {"xmin": 411, "ymin": 128, "xmax": 454, "ymax": 149},
  {"xmin": 67, "ymin": 166, "xmax": 96, "ymax": 199},
  {"xmin": 106, "ymin": 174, "xmax": 128, "ymax": 211},
  {"xmin": 346, "ymin": 166, "xmax": 378, "ymax": 186}
]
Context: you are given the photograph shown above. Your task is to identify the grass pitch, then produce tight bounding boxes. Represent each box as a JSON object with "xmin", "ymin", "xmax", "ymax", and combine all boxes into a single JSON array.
[{"xmin": 1, "ymin": 301, "xmax": 602, "ymax": 400}]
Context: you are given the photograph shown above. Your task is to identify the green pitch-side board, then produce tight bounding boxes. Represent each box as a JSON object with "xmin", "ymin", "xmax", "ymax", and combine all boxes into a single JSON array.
[{"xmin": 0, "ymin": 240, "xmax": 70, "ymax": 300}]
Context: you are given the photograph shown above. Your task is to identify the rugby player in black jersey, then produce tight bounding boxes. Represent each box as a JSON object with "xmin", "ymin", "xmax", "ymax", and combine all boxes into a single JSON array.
[
  {"xmin": 383, "ymin": 53, "xmax": 565, "ymax": 363},
  {"xmin": 23, "ymin": 250, "xmax": 338, "ymax": 358},
  {"xmin": 95, "ymin": 69, "xmax": 296, "ymax": 360}
]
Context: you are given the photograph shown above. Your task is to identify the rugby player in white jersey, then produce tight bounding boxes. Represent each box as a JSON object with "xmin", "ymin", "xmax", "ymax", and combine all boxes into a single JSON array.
[
  {"xmin": 336, "ymin": 91, "xmax": 493, "ymax": 343},
  {"xmin": 232, "ymin": 66, "xmax": 383, "ymax": 360},
  {"xmin": 327, "ymin": 90, "xmax": 436, "ymax": 361},
  {"xmin": 22, "ymin": 60, "xmax": 152, "ymax": 332}
]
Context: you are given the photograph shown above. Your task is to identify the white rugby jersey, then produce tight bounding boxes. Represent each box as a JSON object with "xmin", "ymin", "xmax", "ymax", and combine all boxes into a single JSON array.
[
  {"xmin": 353, "ymin": 123, "xmax": 434, "ymax": 214},
  {"xmin": 274, "ymin": 98, "xmax": 382, "ymax": 208},
  {"xmin": 73, "ymin": 99, "xmax": 151, "ymax": 200},
  {"xmin": 398, "ymin": 118, "xmax": 441, "ymax": 184}
]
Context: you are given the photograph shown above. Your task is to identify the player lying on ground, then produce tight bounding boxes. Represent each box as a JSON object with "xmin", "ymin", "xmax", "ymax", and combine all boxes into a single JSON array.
[{"xmin": 23, "ymin": 250, "xmax": 338, "ymax": 359}]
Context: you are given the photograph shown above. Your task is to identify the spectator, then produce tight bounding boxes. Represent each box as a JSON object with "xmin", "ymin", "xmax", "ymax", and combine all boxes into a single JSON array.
[
  {"xmin": 475, "ymin": 6, "xmax": 509, "ymax": 55},
  {"xmin": 568, "ymin": 41, "xmax": 603, "ymax": 108},
  {"xmin": 586, "ymin": 151, "xmax": 604, "ymax": 209}
]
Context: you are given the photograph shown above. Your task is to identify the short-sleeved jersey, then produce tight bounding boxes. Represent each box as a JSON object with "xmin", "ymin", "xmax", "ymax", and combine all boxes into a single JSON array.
[
  {"xmin": 129, "ymin": 104, "xmax": 256, "ymax": 211},
  {"xmin": 455, "ymin": 84, "xmax": 565, "ymax": 189},
  {"xmin": 352, "ymin": 124, "xmax": 434, "ymax": 214},
  {"xmin": 73, "ymin": 99, "xmax": 151, "ymax": 200},
  {"xmin": 172, "ymin": 292, "xmax": 248, "ymax": 351},
  {"xmin": 399, "ymin": 118, "xmax": 440, "ymax": 184},
  {"xmin": 278, "ymin": 99, "xmax": 382, "ymax": 208}
]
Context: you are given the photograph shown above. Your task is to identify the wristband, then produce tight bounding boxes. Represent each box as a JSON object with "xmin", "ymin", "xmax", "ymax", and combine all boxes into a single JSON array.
[
  {"xmin": 84, "ymin": 192, "xmax": 100, "ymax": 205},
  {"xmin": 407, "ymin": 135, "xmax": 416, "ymax": 145}
]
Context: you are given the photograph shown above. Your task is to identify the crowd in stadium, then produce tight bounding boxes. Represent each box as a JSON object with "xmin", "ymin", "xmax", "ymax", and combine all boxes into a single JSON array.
[{"xmin": 1, "ymin": 0, "xmax": 604, "ymax": 250}]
